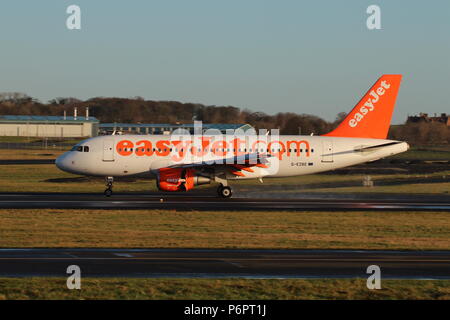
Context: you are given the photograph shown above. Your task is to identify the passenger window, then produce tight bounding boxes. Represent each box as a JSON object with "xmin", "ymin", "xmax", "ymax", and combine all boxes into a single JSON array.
[{"xmin": 83, "ymin": 146, "xmax": 89, "ymax": 152}]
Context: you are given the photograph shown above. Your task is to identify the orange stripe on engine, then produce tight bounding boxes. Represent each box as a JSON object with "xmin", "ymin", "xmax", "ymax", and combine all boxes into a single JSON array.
[
  {"xmin": 230, "ymin": 170, "xmax": 246, "ymax": 177},
  {"xmin": 232, "ymin": 164, "xmax": 255, "ymax": 173}
]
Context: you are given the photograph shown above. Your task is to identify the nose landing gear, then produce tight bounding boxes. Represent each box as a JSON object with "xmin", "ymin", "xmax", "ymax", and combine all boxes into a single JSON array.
[{"xmin": 104, "ymin": 176, "xmax": 114, "ymax": 197}]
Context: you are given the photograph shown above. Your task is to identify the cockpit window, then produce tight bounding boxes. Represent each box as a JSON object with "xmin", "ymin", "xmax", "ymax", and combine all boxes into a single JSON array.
[
  {"xmin": 70, "ymin": 146, "xmax": 84, "ymax": 152},
  {"xmin": 83, "ymin": 146, "xmax": 89, "ymax": 152}
]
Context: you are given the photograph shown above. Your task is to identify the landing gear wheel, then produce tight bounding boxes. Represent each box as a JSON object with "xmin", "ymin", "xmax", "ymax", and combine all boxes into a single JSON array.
[
  {"xmin": 218, "ymin": 185, "xmax": 232, "ymax": 198},
  {"xmin": 104, "ymin": 188, "xmax": 113, "ymax": 197}
]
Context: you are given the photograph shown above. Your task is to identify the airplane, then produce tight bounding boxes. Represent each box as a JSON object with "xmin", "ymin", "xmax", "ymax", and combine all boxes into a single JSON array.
[{"xmin": 56, "ymin": 74, "xmax": 409, "ymax": 198}]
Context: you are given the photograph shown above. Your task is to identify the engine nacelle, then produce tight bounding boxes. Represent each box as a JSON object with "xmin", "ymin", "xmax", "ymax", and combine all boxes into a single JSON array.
[{"xmin": 156, "ymin": 168, "xmax": 211, "ymax": 192}]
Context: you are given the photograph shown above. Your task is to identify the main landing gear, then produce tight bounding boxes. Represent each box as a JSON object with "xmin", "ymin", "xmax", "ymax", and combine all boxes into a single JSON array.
[
  {"xmin": 104, "ymin": 176, "xmax": 113, "ymax": 197},
  {"xmin": 217, "ymin": 184, "xmax": 232, "ymax": 198}
]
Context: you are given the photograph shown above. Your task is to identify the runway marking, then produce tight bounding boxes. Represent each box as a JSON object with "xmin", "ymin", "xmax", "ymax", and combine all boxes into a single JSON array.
[
  {"xmin": 113, "ymin": 253, "xmax": 134, "ymax": 257},
  {"xmin": 6, "ymin": 200, "xmax": 447, "ymax": 205},
  {"xmin": 1, "ymin": 192, "xmax": 449, "ymax": 212},
  {"xmin": 0, "ymin": 257, "xmax": 449, "ymax": 262},
  {"xmin": 224, "ymin": 260, "xmax": 244, "ymax": 268},
  {"xmin": 0, "ymin": 272, "xmax": 448, "ymax": 280}
]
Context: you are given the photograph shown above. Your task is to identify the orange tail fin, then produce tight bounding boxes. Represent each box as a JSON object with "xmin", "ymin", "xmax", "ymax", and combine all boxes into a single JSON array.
[{"xmin": 324, "ymin": 74, "xmax": 402, "ymax": 139}]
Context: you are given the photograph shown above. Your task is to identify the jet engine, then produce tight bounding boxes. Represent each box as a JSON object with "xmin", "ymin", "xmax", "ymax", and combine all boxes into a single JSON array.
[{"xmin": 156, "ymin": 168, "xmax": 211, "ymax": 192}]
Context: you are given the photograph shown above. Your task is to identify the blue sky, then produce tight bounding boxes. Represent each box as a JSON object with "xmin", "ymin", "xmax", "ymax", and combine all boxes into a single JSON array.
[{"xmin": 0, "ymin": 0, "xmax": 448, "ymax": 123}]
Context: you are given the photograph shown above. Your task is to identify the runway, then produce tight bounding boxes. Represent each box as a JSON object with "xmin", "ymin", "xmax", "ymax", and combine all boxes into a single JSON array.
[
  {"xmin": 0, "ymin": 248, "xmax": 449, "ymax": 279},
  {"xmin": 0, "ymin": 192, "xmax": 449, "ymax": 210}
]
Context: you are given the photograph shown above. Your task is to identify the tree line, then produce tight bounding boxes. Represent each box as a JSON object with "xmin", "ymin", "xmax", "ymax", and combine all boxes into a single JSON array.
[
  {"xmin": 389, "ymin": 122, "xmax": 449, "ymax": 146},
  {"xmin": 0, "ymin": 93, "xmax": 337, "ymax": 135},
  {"xmin": 0, "ymin": 92, "xmax": 448, "ymax": 146}
]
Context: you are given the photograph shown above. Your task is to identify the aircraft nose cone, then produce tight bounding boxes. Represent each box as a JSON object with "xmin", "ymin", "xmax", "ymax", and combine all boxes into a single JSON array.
[
  {"xmin": 55, "ymin": 156, "xmax": 64, "ymax": 170},
  {"xmin": 55, "ymin": 154, "xmax": 70, "ymax": 172}
]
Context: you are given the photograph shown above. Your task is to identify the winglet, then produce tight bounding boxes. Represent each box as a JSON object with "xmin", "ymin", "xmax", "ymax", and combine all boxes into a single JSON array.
[{"xmin": 324, "ymin": 75, "xmax": 402, "ymax": 139}]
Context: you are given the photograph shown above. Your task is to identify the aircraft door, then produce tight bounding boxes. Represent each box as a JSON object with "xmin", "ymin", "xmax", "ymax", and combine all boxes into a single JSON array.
[
  {"xmin": 321, "ymin": 140, "xmax": 333, "ymax": 163},
  {"xmin": 103, "ymin": 139, "xmax": 115, "ymax": 162}
]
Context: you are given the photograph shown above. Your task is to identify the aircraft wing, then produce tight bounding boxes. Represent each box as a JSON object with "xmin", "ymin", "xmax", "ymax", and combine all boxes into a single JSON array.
[{"xmin": 167, "ymin": 152, "xmax": 272, "ymax": 172}]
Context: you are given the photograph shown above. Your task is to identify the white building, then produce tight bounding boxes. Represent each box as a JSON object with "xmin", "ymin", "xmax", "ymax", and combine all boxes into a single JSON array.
[{"xmin": 0, "ymin": 115, "xmax": 99, "ymax": 138}]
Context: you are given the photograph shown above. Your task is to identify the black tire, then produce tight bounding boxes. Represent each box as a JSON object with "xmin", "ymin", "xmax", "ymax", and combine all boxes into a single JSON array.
[
  {"xmin": 217, "ymin": 185, "xmax": 224, "ymax": 197},
  {"xmin": 104, "ymin": 188, "xmax": 113, "ymax": 197},
  {"xmin": 220, "ymin": 186, "xmax": 232, "ymax": 198}
]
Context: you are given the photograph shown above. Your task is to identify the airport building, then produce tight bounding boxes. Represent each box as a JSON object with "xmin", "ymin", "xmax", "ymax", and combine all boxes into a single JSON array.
[
  {"xmin": 99, "ymin": 123, "xmax": 254, "ymax": 135},
  {"xmin": 0, "ymin": 114, "xmax": 99, "ymax": 138},
  {"xmin": 407, "ymin": 113, "xmax": 450, "ymax": 126}
]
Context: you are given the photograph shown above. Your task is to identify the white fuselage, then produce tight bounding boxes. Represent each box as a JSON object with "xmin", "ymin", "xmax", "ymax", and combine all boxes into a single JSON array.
[{"xmin": 55, "ymin": 134, "xmax": 409, "ymax": 180}]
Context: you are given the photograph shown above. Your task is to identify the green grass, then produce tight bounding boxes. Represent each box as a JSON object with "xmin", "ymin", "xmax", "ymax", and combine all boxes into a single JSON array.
[
  {"xmin": 0, "ymin": 209, "xmax": 449, "ymax": 249},
  {"xmin": 0, "ymin": 149, "xmax": 64, "ymax": 160},
  {"xmin": 0, "ymin": 163, "xmax": 448, "ymax": 194},
  {"xmin": 0, "ymin": 278, "xmax": 449, "ymax": 300},
  {"xmin": 300, "ymin": 182, "xmax": 450, "ymax": 194},
  {"xmin": 0, "ymin": 164, "xmax": 156, "ymax": 192},
  {"xmin": 390, "ymin": 146, "xmax": 450, "ymax": 160},
  {"xmin": 238, "ymin": 170, "xmax": 450, "ymax": 194}
]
